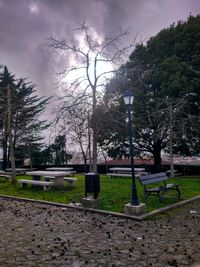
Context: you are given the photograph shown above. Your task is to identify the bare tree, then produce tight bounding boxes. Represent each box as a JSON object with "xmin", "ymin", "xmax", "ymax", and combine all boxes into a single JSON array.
[
  {"xmin": 48, "ymin": 21, "xmax": 137, "ymax": 172},
  {"xmin": 63, "ymin": 103, "xmax": 91, "ymax": 172},
  {"xmin": 167, "ymin": 97, "xmax": 187, "ymax": 177}
]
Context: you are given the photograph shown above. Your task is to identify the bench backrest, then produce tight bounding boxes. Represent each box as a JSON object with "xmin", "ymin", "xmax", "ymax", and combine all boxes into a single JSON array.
[{"xmin": 139, "ymin": 172, "xmax": 168, "ymax": 186}]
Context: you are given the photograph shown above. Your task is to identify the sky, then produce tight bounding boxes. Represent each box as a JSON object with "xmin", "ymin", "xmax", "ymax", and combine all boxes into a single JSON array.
[
  {"xmin": 0, "ymin": 0, "xmax": 199, "ymax": 158},
  {"xmin": 0, "ymin": 0, "xmax": 199, "ymax": 100}
]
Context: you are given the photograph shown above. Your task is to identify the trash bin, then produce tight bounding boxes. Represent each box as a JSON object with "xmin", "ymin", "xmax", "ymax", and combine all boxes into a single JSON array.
[{"xmin": 85, "ymin": 172, "xmax": 100, "ymax": 199}]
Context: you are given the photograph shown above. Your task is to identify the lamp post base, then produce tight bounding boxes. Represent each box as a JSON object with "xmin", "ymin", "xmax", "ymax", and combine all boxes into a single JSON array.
[{"xmin": 124, "ymin": 203, "xmax": 146, "ymax": 216}]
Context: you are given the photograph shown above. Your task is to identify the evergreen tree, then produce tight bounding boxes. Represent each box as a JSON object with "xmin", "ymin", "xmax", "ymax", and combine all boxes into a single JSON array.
[
  {"xmin": 0, "ymin": 66, "xmax": 17, "ymax": 181},
  {"xmin": 0, "ymin": 66, "xmax": 50, "ymax": 175}
]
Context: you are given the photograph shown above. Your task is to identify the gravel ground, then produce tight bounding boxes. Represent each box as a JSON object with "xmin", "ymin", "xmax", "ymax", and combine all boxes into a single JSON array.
[{"xmin": 0, "ymin": 197, "xmax": 200, "ymax": 267}]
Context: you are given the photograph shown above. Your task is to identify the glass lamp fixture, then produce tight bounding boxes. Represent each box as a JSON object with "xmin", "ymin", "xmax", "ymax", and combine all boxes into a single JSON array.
[{"xmin": 123, "ymin": 91, "xmax": 134, "ymax": 105}]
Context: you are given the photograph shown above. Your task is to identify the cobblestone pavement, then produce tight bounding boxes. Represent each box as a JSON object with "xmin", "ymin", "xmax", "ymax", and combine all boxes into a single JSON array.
[{"xmin": 0, "ymin": 197, "xmax": 200, "ymax": 267}]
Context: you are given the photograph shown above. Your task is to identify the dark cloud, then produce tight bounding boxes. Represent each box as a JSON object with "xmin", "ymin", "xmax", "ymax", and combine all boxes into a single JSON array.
[{"xmin": 0, "ymin": 0, "xmax": 199, "ymax": 98}]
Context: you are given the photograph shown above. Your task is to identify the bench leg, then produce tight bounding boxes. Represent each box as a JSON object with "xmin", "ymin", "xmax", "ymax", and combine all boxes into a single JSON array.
[
  {"xmin": 176, "ymin": 186, "xmax": 181, "ymax": 199},
  {"xmin": 44, "ymin": 185, "xmax": 51, "ymax": 191},
  {"xmin": 157, "ymin": 191, "xmax": 163, "ymax": 202},
  {"xmin": 21, "ymin": 183, "xmax": 27, "ymax": 188},
  {"xmin": 66, "ymin": 182, "xmax": 74, "ymax": 191},
  {"xmin": 32, "ymin": 175, "xmax": 41, "ymax": 188},
  {"xmin": 160, "ymin": 188, "xmax": 181, "ymax": 201},
  {"xmin": 67, "ymin": 181, "xmax": 74, "ymax": 188},
  {"xmin": 144, "ymin": 191, "xmax": 149, "ymax": 200}
]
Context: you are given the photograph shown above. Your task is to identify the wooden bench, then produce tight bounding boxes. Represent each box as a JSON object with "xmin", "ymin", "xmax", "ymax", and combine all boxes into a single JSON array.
[
  {"xmin": 44, "ymin": 176, "xmax": 77, "ymax": 187},
  {"xmin": 138, "ymin": 172, "xmax": 181, "ymax": 202},
  {"xmin": 18, "ymin": 179, "xmax": 53, "ymax": 191}
]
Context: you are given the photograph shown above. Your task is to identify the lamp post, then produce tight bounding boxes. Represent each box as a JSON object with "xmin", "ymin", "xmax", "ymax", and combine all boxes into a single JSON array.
[{"xmin": 123, "ymin": 91, "xmax": 139, "ymax": 206}]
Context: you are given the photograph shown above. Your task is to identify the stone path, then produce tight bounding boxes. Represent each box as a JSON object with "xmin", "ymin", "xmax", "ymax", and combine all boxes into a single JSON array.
[{"xmin": 0, "ymin": 197, "xmax": 200, "ymax": 267}]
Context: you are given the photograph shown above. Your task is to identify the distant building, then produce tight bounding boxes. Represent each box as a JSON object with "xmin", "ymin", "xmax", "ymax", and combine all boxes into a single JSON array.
[{"xmin": 99, "ymin": 158, "xmax": 170, "ymax": 166}]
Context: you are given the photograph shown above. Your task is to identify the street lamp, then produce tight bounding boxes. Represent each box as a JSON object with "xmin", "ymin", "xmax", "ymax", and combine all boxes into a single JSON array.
[{"xmin": 123, "ymin": 91, "xmax": 139, "ymax": 206}]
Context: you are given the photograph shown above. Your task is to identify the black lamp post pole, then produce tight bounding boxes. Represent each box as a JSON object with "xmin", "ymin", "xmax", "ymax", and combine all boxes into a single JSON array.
[{"xmin": 127, "ymin": 104, "xmax": 139, "ymax": 206}]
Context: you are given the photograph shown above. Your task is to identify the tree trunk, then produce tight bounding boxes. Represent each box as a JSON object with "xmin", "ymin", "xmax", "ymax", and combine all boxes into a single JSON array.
[
  {"xmin": 2, "ymin": 134, "xmax": 8, "ymax": 170},
  {"xmin": 102, "ymin": 150, "xmax": 108, "ymax": 173},
  {"xmin": 88, "ymin": 115, "xmax": 92, "ymax": 172},
  {"xmin": 83, "ymin": 155, "xmax": 87, "ymax": 173},
  {"xmin": 92, "ymin": 87, "xmax": 97, "ymax": 173},
  {"xmin": 169, "ymin": 103, "xmax": 175, "ymax": 178},
  {"xmin": 92, "ymin": 127, "xmax": 98, "ymax": 173},
  {"xmin": 7, "ymin": 85, "xmax": 16, "ymax": 184},
  {"xmin": 79, "ymin": 142, "xmax": 88, "ymax": 173},
  {"xmin": 28, "ymin": 143, "xmax": 33, "ymax": 169}
]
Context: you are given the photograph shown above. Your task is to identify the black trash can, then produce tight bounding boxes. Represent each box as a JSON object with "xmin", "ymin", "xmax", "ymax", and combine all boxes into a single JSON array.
[{"xmin": 85, "ymin": 172, "xmax": 100, "ymax": 199}]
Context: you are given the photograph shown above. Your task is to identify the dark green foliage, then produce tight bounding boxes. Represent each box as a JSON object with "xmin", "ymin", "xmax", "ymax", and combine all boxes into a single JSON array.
[
  {"xmin": 100, "ymin": 15, "xmax": 200, "ymax": 171},
  {"xmin": 48, "ymin": 135, "xmax": 72, "ymax": 165},
  {"xmin": 96, "ymin": 102, "xmax": 129, "ymax": 159},
  {"xmin": 0, "ymin": 66, "xmax": 50, "ymax": 167},
  {"xmin": 31, "ymin": 135, "xmax": 73, "ymax": 166}
]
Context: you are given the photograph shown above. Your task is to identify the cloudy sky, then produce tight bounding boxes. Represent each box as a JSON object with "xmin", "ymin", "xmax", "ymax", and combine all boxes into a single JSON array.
[{"xmin": 0, "ymin": 0, "xmax": 199, "ymax": 99}]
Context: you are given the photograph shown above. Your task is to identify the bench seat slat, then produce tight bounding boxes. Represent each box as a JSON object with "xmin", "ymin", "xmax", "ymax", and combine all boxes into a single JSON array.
[
  {"xmin": 64, "ymin": 177, "xmax": 77, "ymax": 182},
  {"xmin": 139, "ymin": 172, "xmax": 166, "ymax": 180},
  {"xmin": 43, "ymin": 176, "xmax": 77, "ymax": 187},
  {"xmin": 18, "ymin": 179, "xmax": 53, "ymax": 191},
  {"xmin": 18, "ymin": 179, "xmax": 53, "ymax": 185},
  {"xmin": 147, "ymin": 183, "xmax": 178, "ymax": 192},
  {"xmin": 140, "ymin": 176, "xmax": 167, "ymax": 185},
  {"xmin": 44, "ymin": 176, "xmax": 77, "ymax": 181}
]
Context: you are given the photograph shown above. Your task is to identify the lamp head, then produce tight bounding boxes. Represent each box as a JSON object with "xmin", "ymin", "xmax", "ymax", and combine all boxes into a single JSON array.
[{"xmin": 123, "ymin": 91, "xmax": 134, "ymax": 106}]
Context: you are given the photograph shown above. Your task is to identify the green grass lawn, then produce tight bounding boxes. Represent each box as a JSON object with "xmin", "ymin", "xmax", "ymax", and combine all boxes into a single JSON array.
[{"xmin": 0, "ymin": 174, "xmax": 199, "ymax": 213}]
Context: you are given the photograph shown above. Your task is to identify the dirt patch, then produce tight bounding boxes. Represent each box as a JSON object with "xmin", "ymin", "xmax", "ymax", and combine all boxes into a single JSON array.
[{"xmin": 0, "ymin": 196, "xmax": 200, "ymax": 266}]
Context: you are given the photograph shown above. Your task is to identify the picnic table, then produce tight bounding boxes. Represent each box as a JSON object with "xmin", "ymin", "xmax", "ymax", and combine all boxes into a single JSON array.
[
  {"xmin": 25, "ymin": 171, "xmax": 71, "ymax": 189},
  {"xmin": 46, "ymin": 167, "xmax": 73, "ymax": 171},
  {"xmin": 106, "ymin": 167, "xmax": 147, "ymax": 178},
  {"xmin": 46, "ymin": 167, "xmax": 76, "ymax": 176},
  {"xmin": 109, "ymin": 167, "xmax": 146, "ymax": 173}
]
